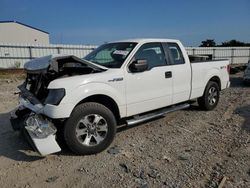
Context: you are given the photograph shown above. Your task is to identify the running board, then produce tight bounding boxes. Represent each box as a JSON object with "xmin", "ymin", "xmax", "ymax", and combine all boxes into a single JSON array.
[{"xmin": 126, "ymin": 103, "xmax": 190, "ymax": 126}]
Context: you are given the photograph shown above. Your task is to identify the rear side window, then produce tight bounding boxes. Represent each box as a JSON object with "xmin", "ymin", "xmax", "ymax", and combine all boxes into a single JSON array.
[
  {"xmin": 167, "ymin": 43, "xmax": 185, "ymax": 65},
  {"xmin": 134, "ymin": 43, "xmax": 167, "ymax": 69}
]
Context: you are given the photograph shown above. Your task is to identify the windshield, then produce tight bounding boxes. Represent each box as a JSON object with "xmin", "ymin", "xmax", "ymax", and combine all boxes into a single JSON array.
[{"xmin": 84, "ymin": 42, "xmax": 137, "ymax": 68}]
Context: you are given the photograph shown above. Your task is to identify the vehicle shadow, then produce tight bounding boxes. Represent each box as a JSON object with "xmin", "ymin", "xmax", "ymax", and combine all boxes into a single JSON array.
[
  {"xmin": 235, "ymin": 105, "xmax": 250, "ymax": 132},
  {"xmin": 0, "ymin": 111, "xmax": 43, "ymax": 162},
  {"xmin": 183, "ymin": 104, "xmax": 201, "ymax": 111},
  {"xmin": 230, "ymin": 74, "xmax": 246, "ymax": 88}
]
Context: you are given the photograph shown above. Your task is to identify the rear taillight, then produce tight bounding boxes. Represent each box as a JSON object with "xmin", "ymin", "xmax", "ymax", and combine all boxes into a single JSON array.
[{"xmin": 227, "ymin": 65, "xmax": 230, "ymax": 74}]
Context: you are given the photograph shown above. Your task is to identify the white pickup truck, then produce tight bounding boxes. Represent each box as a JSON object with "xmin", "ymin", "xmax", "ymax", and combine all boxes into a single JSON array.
[{"xmin": 11, "ymin": 39, "xmax": 230, "ymax": 156}]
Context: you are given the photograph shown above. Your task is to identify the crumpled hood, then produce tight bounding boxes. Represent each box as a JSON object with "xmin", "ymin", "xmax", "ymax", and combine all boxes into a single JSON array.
[{"xmin": 24, "ymin": 54, "xmax": 108, "ymax": 73}]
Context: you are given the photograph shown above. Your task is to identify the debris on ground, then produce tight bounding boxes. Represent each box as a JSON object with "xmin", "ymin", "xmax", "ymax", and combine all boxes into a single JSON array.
[
  {"xmin": 46, "ymin": 176, "xmax": 59, "ymax": 183},
  {"xmin": 107, "ymin": 146, "xmax": 120, "ymax": 155},
  {"xmin": 0, "ymin": 73, "xmax": 249, "ymax": 187}
]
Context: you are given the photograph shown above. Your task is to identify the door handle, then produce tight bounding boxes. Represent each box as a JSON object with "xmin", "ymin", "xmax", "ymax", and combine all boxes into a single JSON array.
[{"xmin": 165, "ymin": 71, "xmax": 172, "ymax": 78}]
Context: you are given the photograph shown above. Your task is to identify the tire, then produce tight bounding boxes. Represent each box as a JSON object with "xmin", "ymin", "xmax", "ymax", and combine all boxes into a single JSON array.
[
  {"xmin": 198, "ymin": 81, "xmax": 220, "ymax": 111},
  {"xmin": 64, "ymin": 102, "xmax": 117, "ymax": 155}
]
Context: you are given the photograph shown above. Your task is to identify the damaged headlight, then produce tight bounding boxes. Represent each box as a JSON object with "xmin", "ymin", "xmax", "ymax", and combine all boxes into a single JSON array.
[
  {"xmin": 25, "ymin": 114, "xmax": 57, "ymax": 138},
  {"xmin": 44, "ymin": 88, "xmax": 65, "ymax": 105}
]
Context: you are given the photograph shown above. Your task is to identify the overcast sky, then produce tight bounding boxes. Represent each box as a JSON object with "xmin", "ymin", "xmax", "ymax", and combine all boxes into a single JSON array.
[{"xmin": 1, "ymin": 0, "xmax": 250, "ymax": 46}]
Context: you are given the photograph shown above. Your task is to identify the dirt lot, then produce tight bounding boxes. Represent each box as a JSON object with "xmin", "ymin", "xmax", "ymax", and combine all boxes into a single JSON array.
[{"xmin": 0, "ymin": 73, "xmax": 249, "ymax": 188}]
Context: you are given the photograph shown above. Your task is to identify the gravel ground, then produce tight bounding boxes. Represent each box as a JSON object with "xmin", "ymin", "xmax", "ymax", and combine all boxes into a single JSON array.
[{"xmin": 0, "ymin": 73, "xmax": 249, "ymax": 188}]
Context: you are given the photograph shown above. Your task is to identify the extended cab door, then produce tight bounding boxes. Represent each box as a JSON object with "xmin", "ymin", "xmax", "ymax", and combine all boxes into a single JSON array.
[
  {"xmin": 163, "ymin": 42, "xmax": 191, "ymax": 104},
  {"xmin": 125, "ymin": 42, "xmax": 173, "ymax": 116}
]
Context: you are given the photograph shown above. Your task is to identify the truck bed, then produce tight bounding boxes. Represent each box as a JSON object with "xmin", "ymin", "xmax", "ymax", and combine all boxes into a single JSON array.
[
  {"xmin": 189, "ymin": 54, "xmax": 228, "ymax": 64},
  {"xmin": 190, "ymin": 59, "xmax": 230, "ymax": 100}
]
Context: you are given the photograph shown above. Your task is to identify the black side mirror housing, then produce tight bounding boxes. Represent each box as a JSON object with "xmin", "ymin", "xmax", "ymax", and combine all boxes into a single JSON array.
[{"xmin": 129, "ymin": 59, "xmax": 148, "ymax": 72}]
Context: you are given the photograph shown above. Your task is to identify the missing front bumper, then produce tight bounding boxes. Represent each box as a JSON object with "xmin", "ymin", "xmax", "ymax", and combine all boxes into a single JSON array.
[{"xmin": 11, "ymin": 106, "xmax": 61, "ymax": 156}]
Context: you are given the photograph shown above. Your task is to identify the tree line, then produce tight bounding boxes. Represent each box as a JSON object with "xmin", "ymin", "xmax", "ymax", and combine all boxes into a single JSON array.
[{"xmin": 200, "ymin": 39, "xmax": 250, "ymax": 47}]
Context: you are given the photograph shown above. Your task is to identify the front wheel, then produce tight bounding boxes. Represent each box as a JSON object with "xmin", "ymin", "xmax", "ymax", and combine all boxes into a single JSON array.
[
  {"xmin": 198, "ymin": 81, "xmax": 220, "ymax": 111},
  {"xmin": 64, "ymin": 102, "xmax": 117, "ymax": 155}
]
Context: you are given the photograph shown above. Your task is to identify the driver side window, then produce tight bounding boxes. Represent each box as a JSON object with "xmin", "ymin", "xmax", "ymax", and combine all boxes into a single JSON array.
[{"xmin": 134, "ymin": 43, "xmax": 167, "ymax": 69}]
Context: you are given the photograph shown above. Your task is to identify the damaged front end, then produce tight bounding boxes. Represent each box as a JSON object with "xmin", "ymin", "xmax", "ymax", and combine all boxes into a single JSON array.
[
  {"xmin": 11, "ymin": 83, "xmax": 61, "ymax": 156},
  {"xmin": 10, "ymin": 91, "xmax": 61, "ymax": 156},
  {"xmin": 10, "ymin": 54, "xmax": 106, "ymax": 156}
]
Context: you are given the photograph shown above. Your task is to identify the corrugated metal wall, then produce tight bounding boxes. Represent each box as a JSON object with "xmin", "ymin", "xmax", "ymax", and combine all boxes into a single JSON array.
[
  {"xmin": 0, "ymin": 43, "xmax": 249, "ymax": 68},
  {"xmin": 186, "ymin": 47, "xmax": 250, "ymax": 65}
]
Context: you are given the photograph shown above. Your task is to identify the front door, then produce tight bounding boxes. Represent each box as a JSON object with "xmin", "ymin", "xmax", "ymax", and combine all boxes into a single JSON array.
[{"xmin": 125, "ymin": 42, "xmax": 173, "ymax": 116}]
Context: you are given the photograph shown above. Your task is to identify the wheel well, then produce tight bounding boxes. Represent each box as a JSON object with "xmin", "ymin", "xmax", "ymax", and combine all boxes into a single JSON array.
[
  {"xmin": 77, "ymin": 95, "xmax": 120, "ymax": 121},
  {"xmin": 209, "ymin": 76, "xmax": 221, "ymax": 90}
]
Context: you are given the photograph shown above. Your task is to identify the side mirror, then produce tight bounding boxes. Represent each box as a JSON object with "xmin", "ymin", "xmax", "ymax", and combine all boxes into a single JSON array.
[{"xmin": 129, "ymin": 59, "xmax": 148, "ymax": 73}]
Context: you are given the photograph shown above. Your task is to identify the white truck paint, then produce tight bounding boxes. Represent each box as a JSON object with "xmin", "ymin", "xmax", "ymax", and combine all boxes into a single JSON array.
[
  {"xmin": 11, "ymin": 39, "xmax": 230, "ymax": 155},
  {"xmin": 43, "ymin": 39, "xmax": 230, "ymax": 118}
]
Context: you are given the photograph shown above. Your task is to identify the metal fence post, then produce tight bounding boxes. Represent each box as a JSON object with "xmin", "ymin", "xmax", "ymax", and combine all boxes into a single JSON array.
[
  {"xmin": 57, "ymin": 47, "xmax": 61, "ymax": 54},
  {"xmin": 249, "ymin": 48, "xmax": 250, "ymax": 61},
  {"xmin": 192, "ymin": 48, "xmax": 195, "ymax": 55},
  {"xmin": 28, "ymin": 46, "xmax": 33, "ymax": 60},
  {"xmin": 212, "ymin": 48, "xmax": 215, "ymax": 59},
  {"xmin": 231, "ymin": 48, "xmax": 234, "ymax": 64}
]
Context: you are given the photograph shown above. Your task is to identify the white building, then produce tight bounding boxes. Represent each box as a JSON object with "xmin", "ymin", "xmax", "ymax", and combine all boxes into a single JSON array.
[{"xmin": 0, "ymin": 21, "xmax": 49, "ymax": 44}]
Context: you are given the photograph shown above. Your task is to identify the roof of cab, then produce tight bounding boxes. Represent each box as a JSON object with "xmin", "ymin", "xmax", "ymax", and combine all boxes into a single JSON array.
[{"xmin": 112, "ymin": 38, "xmax": 180, "ymax": 43}]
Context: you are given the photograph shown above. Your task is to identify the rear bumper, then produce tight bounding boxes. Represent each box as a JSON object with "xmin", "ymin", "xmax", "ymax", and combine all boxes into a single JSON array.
[{"xmin": 243, "ymin": 75, "xmax": 250, "ymax": 82}]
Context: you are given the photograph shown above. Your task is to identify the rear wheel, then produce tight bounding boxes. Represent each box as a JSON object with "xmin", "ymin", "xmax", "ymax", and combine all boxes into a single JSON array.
[
  {"xmin": 198, "ymin": 81, "xmax": 220, "ymax": 110},
  {"xmin": 64, "ymin": 102, "xmax": 116, "ymax": 155}
]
